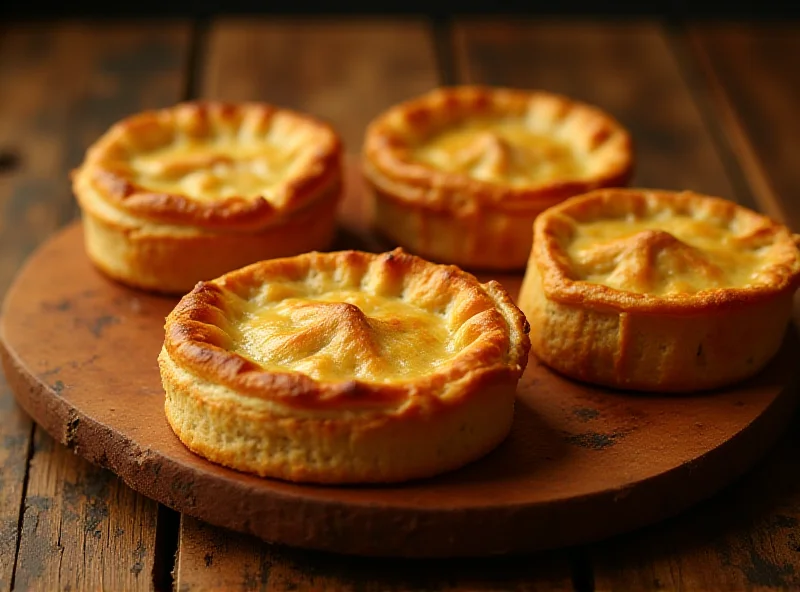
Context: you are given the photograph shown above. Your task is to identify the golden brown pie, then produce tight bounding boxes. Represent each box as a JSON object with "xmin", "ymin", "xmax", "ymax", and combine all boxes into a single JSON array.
[
  {"xmin": 362, "ymin": 86, "xmax": 633, "ymax": 270},
  {"xmin": 519, "ymin": 188, "xmax": 800, "ymax": 392},
  {"xmin": 159, "ymin": 248, "xmax": 531, "ymax": 483},
  {"xmin": 72, "ymin": 101, "xmax": 343, "ymax": 293}
]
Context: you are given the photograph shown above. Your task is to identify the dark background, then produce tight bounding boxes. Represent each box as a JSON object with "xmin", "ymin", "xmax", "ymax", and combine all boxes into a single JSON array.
[{"xmin": 2, "ymin": 0, "xmax": 799, "ymax": 19}]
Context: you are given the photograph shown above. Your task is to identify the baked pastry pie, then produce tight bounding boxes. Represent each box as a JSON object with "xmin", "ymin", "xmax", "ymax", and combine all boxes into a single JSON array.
[
  {"xmin": 362, "ymin": 86, "xmax": 633, "ymax": 270},
  {"xmin": 159, "ymin": 248, "xmax": 530, "ymax": 483},
  {"xmin": 72, "ymin": 101, "xmax": 343, "ymax": 293},
  {"xmin": 519, "ymin": 188, "xmax": 800, "ymax": 392}
]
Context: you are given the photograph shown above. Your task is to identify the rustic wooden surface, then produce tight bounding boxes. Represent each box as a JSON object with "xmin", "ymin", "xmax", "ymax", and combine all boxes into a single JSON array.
[
  {"xmin": 5, "ymin": 171, "xmax": 799, "ymax": 553},
  {"xmin": 0, "ymin": 22, "xmax": 191, "ymax": 592},
  {"xmin": 0, "ymin": 16, "xmax": 798, "ymax": 592}
]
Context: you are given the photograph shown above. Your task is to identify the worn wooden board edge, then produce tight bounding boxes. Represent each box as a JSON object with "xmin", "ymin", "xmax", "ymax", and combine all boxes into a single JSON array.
[{"xmin": 1, "ymin": 222, "xmax": 799, "ymax": 558}]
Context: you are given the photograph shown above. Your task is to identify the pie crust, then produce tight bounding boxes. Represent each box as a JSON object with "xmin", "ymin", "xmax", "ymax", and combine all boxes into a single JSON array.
[
  {"xmin": 73, "ymin": 101, "xmax": 343, "ymax": 293},
  {"xmin": 159, "ymin": 248, "xmax": 531, "ymax": 483},
  {"xmin": 362, "ymin": 86, "xmax": 633, "ymax": 270},
  {"xmin": 519, "ymin": 188, "xmax": 800, "ymax": 392}
]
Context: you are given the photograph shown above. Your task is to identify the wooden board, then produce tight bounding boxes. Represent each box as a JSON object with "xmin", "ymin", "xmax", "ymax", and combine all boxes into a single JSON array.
[{"xmin": 1, "ymin": 162, "xmax": 798, "ymax": 558}]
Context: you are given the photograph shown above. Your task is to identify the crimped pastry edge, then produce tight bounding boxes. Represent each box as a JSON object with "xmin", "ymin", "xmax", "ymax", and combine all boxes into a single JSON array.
[
  {"xmin": 72, "ymin": 100, "xmax": 344, "ymax": 232},
  {"xmin": 161, "ymin": 344, "xmax": 518, "ymax": 483},
  {"xmin": 532, "ymin": 188, "xmax": 800, "ymax": 314},
  {"xmin": 162, "ymin": 248, "xmax": 530, "ymax": 410},
  {"xmin": 362, "ymin": 85, "xmax": 634, "ymax": 212}
]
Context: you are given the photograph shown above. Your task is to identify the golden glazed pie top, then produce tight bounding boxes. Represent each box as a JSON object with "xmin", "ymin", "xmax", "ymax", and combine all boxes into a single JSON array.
[
  {"xmin": 128, "ymin": 136, "xmax": 299, "ymax": 201},
  {"xmin": 234, "ymin": 288, "xmax": 454, "ymax": 383},
  {"xmin": 163, "ymin": 249, "xmax": 530, "ymax": 410},
  {"xmin": 534, "ymin": 189, "xmax": 800, "ymax": 311},
  {"xmin": 411, "ymin": 118, "xmax": 586, "ymax": 186},
  {"xmin": 363, "ymin": 86, "xmax": 633, "ymax": 209},
  {"xmin": 73, "ymin": 101, "xmax": 342, "ymax": 231}
]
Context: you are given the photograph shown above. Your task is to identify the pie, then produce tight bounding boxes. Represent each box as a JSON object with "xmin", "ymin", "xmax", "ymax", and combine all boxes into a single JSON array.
[
  {"xmin": 519, "ymin": 188, "xmax": 800, "ymax": 392},
  {"xmin": 159, "ymin": 248, "xmax": 531, "ymax": 483},
  {"xmin": 362, "ymin": 85, "xmax": 633, "ymax": 270},
  {"xmin": 72, "ymin": 101, "xmax": 343, "ymax": 293}
]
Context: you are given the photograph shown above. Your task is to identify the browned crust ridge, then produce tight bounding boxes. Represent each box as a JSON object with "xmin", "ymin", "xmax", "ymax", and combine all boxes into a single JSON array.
[
  {"xmin": 163, "ymin": 248, "xmax": 531, "ymax": 413},
  {"xmin": 362, "ymin": 85, "xmax": 634, "ymax": 213},
  {"xmin": 73, "ymin": 100, "xmax": 343, "ymax": 232},
  {"xmin": 534, "ymin": 188, "xmax": 800, "ymax": 314}
]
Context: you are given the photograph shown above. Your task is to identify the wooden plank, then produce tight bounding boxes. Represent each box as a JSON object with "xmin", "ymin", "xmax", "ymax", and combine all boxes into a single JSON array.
[
  {"xmin": 2, "ymin": 22, "xmax": 191, "ymax": 591},
  {"xmin": 177, "ymin": 516, "xmax": 577, "ymax": 592},
  {"xmin": 0, "ymin": 381, "xmax": 29, "ymax": 590},
  {"xmin": 453, "ymin": 20, "xmax": 736, "ymax": 198},
  {"xmin": 202, "ymin": 18, "xmax": 440, "ymax": 150},
  {"xmin": 589, "ymin": 24, "xmax": 800, "ymax": 591},
  {"xmin": 688, "ymin": 25, "xmax": 800, "ymax": 231},
  {"xmin": 14, "ymin": 433, "xmax": 160, "ymax": 591}
]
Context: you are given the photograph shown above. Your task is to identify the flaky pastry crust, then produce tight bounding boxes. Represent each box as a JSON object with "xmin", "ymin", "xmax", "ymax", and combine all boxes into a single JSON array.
[
  {"xmin": 160, "ymin": 248, "xmax": 530, "ymax": 483},
  {"xmin": 362, "ymin": 86, "xmax": 633, "ymax": 270},
  {"xmin": 519, "ymin": 188, "xmax": 800, "ymax": 392},
  {"xmin": 73, "ymin": 101, "xmax": 343, "ymax": 293}
]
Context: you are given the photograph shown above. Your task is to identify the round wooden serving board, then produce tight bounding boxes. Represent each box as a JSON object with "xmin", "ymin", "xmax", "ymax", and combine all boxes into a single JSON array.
[{"xmin": 2, "ymin": 168, "xmax": 799, "ymax": 557}]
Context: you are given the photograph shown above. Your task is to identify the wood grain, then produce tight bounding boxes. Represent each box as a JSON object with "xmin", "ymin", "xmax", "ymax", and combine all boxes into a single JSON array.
[
  {"xmin": 177, "ymin": 516, "xmax": 575, "ymax": 592},
  {"xmin": 13, "ymin": 432, "xmax": 160, "ymax": 591},
  {"xmin": 0, "ymin": 23, "xmax": 191, "ymax": 591},
  {"xmin": 592, "ymin": 409, "xmax": 800, "ymax": 591},
  {"xmin": 689, "ymin": 25, "xmax": 800, "ymax": 232},
  {"xmin": 452, "ymin": 21, "xmax": 736, "ymax": 198},
  {"xmin": 589, "ymin": 24, "xmax": 800, "ymax": 591},
  {"xmin": 0, "ymin": 377, "xmax": 29, "ymax": 592},
  {"xmin": 202, "ymin": 19, "xmax": 440, "ymax": 150}
]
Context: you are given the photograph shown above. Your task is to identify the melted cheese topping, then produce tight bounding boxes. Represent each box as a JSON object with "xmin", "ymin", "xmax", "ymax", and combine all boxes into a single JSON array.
[
  {"xmin": 129, "ymin": 138, "xmax": 303, "ymax": 202},
  {"xmin": 412, "ymin": 118, "xmax": 586, "ymax": 186},
  {"xmin": 232, "ymin": 288, "xmax": 455, "ymax": 383},
  {"xmin": 567, "ymin": 213, "xmax": 769, "ymax": 295}
]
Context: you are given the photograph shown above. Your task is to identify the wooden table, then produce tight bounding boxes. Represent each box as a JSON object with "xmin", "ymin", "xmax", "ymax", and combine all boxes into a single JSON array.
[{"xmin": 0, "ymin": 17, "xmax": 798, "ymax": 591}]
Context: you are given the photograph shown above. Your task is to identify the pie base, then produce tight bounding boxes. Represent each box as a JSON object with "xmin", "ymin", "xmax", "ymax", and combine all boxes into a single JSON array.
[
  {"xmin": 161, "ymin": 346, "xmax": 516, "ymax": 484},
  {"xmin": 80, "ymin": 185, "xmax": 340, "ymax": 294},
  {"xmin": 519, "ymin": 240, "xmax": 795, "ymax": 392},
  {"xmin": 373, "ymin": 186, "xmax": 562, "ymax": 270}
]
